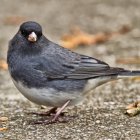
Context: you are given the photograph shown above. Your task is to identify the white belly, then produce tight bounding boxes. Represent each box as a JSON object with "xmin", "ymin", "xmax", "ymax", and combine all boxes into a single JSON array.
[
  {"xmin": 12, "ymin": 76, "xmax": 115, "ymax": 107},
  {"xmin": 84, "ymin": 76, "xmax": 115, "ymax": 93},
  {"xmin": 12, "ymin": 79, "xmax": 83, "ymax": 107}
]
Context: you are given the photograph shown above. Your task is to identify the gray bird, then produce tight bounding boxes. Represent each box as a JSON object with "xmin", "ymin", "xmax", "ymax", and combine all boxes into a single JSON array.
[{"xmin": 7, "ymin": 21, "xmax": 140, "ymax": 124}]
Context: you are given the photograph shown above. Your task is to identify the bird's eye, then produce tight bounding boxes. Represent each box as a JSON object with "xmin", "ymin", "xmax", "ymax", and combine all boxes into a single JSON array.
[
  {"xmin": 21, "ymin": 30, "xmax": 29, "ymax": 37},
  {"xmin": 21, "ymin": 30, "xmax": 26, "ymax": 35}
]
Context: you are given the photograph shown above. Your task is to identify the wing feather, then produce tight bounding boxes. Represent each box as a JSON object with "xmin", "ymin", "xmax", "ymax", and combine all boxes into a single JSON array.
[{"xmin": 33, "ymin": 47, "xmax": 125, "ymax": 80}]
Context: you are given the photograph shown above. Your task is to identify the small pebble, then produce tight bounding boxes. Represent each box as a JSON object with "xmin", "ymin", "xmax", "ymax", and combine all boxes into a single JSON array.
[{"xmin": 96, "ymin": 120, "xmax": 100, "ymax": 124}]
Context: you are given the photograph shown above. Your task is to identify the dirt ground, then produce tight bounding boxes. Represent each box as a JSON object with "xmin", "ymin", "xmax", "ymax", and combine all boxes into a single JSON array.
[{"xmin": 0, "ymin": 0, "xmax": 140, "ymax": 140}]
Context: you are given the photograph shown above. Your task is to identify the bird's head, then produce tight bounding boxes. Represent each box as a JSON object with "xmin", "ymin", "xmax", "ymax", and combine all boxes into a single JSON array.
[{"xmin": 19, "ymin": 21, "xmax": 42, "ymax": 43}]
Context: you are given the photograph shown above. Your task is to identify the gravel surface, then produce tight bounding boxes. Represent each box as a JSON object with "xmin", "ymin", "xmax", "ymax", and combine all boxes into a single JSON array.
[{"xmin": 0, "ymin": 0, "xmax": 140, "ymax": 140}]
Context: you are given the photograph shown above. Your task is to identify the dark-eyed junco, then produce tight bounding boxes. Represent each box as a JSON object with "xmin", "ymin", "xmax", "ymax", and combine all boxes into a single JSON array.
[{"xmin": 7, "ymin": 21, "xmax": 140, "ymax": 124}]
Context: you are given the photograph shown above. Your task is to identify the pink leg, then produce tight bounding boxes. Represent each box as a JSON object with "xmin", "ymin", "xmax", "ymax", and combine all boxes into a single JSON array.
[
  {"xmin": 32, "ymin": 100, "xmax": 71, "ymax": 125},
  {"xmin": 52, "ymin": 100, "xmax": 70, "ymax": 122}
]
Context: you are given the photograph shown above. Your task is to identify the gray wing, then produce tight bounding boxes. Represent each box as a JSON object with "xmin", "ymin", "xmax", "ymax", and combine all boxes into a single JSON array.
[
  {"xmin": 52, "ymin": 55, "xmax": 111, "ymax": 79},
  {"xmin": 33, "ymin": 51, "xmax": 125, "ymax": 80},
  {"xmin": 50, "ymin": 55, "xmax": 127, "ymax": 80}
]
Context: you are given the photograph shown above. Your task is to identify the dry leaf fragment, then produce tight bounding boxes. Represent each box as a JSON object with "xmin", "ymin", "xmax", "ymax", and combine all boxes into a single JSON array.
[
  {"xmin": 3, "ymin": 16, "xmax": 26, "ymax": 25},
  {"xmin": 0, "ymin": 117, "xmax": 8, "ymax": 122},
  {"xmin": 126, "ymin": 107, "xmax": 140, "ymax": 116},
  {"xmin": 125, "ymin": 101, "xmax": 140, "ymax": 116},
  {"xmin": 60, "ymin": 27, "xmax": 94, "ymax": 49},
  {"xmin": 131, "ymin": 77, "xmax": 140, "ymax": 82},
  {"xmin": 116, "ymin": 57, "xmax": 140, "ymax": 65},
  {"xmin": 0, "ymin": 60, "xmax": 8, "ymax": 70},
  {"xmin": 60, "ymin": 25, "xmax": 131, "ymax": 49},
  {"xmin": 126, "ymin": 101, "xmax": 140, "ymax": 110},
  {"xmin": 0, "ymin": 127, "xmax": 8, "ymax": 131}
]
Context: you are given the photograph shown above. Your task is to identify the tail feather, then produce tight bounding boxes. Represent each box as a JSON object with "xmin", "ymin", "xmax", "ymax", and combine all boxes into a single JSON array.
[{"xmin": 117, "ymin": 70, "xmax": 140, "ymax": 79}]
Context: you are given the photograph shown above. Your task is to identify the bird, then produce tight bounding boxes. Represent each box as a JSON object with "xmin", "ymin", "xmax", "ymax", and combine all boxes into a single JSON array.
[{"xmin": 7, "ymin": 21, "xmax": 140, "ymax": 124}]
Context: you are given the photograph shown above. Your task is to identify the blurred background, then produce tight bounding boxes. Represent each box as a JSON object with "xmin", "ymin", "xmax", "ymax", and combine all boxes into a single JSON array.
[
  {"xmin": 0, "ymin": 0, "xmax": 140, "ymax": 63},
  {"xmin": 0, "ymin": 0, "xmax": 140, "ymax": 139}
]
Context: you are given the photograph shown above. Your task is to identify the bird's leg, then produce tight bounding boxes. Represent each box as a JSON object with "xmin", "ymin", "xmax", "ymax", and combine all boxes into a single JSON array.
[
  {"xmin": 51, "ymin": 100, "xmax": 71, "ymax": 122},
  {"xmin": 33, "ymin": 100, "xmax": 71, "ymax": 124}
]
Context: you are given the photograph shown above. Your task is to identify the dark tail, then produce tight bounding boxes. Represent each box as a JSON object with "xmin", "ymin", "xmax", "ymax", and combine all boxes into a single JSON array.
[{"xmin": 117, "ymin": 70, "xmax": 140, "ymax": 79}]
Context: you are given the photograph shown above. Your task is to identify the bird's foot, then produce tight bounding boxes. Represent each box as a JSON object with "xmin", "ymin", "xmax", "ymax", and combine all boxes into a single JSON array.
[
  {"xmin": 29, "ymin": 107, "xmax": 60, "ymax": 116},
  {"xmin": 125, "ymin": 101, "xmax": 140, "ymax": 116},
  {"xmin": 31, "ymin": 115, "xmax": 72, "ymax": 125},
  {"xmin": 30, "ymin": 100, "xmax": 71, "ymax": 125},
  {"xmin": 30, "ymin": 111, "xmax": 65, "ymax": 117}
]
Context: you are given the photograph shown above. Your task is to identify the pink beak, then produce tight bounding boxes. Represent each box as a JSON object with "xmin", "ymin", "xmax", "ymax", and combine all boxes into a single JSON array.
[{"xmin": 28, "ymin": 32, "xmax": 37, "ymax": 42}]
